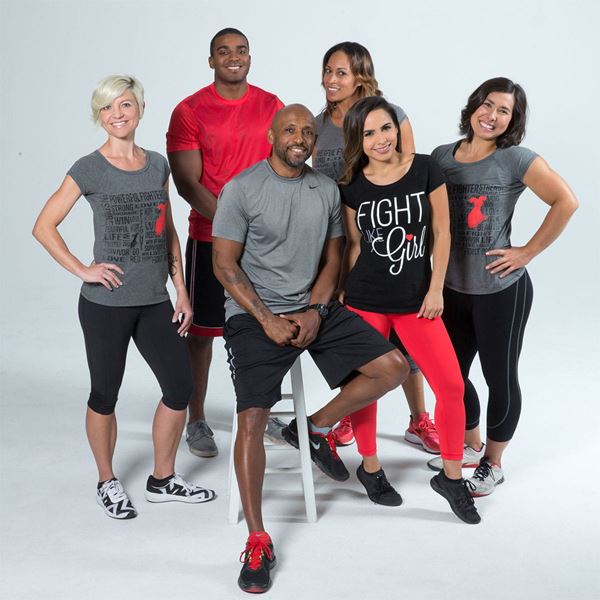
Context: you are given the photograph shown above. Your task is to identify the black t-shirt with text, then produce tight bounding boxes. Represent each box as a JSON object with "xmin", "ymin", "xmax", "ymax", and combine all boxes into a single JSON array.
[{"xmin": 340, "ymin": 154, "xmax": 445, "ymax": 313}]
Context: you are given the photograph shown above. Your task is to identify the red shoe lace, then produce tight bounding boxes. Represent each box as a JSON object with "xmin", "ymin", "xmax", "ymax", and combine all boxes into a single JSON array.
[
  {"xmin": 239, "ymin": 533, "xmax": 273, "ymax": 571},
  {"xmin": 325, "ymin": 431, "xmax": 341, "ymax": 458}
]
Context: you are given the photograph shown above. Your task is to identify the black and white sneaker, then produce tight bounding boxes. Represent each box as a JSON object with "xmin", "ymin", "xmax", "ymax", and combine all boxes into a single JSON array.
[
  {"xmin": 144, "ymin": 473, "xmax": 216, "ymax": 504},
  {"xmin": 282, "ymin": 418, "xmax": 350, "ymax": 481},
  {"xmin": 96, "ymin": 478, "xmax": 137, "ymax": 520}
]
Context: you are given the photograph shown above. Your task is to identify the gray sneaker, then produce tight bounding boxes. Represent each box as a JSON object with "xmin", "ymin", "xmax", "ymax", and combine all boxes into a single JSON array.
[
  {"xmin": 467, "ymin": 459, "xmax": 504, "ymax": 496},
  {"xmin": 264, "ymin": 417, "xmax": 287, "ymax": 444},
  {"xmin": 186, "ymin": 420, "xmax": 218, "ymax": 457},
  {"xmin": 427, "ymin": 443, "xmax": 486, "ymax": 471}
]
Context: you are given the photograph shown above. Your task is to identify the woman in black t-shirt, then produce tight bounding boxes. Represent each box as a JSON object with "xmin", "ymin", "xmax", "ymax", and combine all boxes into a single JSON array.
[{"xmin": 338, "ymin": 96, "xmax": 479, "ymax": 524}]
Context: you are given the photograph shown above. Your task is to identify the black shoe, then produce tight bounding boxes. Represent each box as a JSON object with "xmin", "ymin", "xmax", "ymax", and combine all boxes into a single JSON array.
[
  {"xmin": 282, "ymin": 418, "xmax": 350, "ymax": 481},
  {"xmin": 356, "ymin": 463, "xmax": 403, "ymax": 506},
  {"xmin": 238, "ymin": 531, "xmax": 276, "ymax": 594},
  {"xmin": 430, "ymin": 472, "xmax": 481, "ymax": 524}
]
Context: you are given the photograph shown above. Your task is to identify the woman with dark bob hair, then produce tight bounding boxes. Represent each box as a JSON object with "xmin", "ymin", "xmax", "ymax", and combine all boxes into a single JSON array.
[
  {"xmin": 32, "ymin": 75, "xmax": 216, "ymax": 520},
  {"xmin": 428, "ymin": 77, "xmax": 578, "ymax": 496},
  {"xmin": 337, "ymin": 96, "xmax": 480, "ymax": 524},
  {"xmin": 312, "ymin": 41, "xmax": 440, "ymax": 460}
]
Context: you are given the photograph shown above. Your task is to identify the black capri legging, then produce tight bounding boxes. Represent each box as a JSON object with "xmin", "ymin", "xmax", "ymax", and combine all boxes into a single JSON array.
[
  {"xmin": 442, "ymin": 272, "xmax": 533, "ymax": 442},
  {"xmin": 78, "ymin": 296, "xmax": 193, "ymax": 415}
]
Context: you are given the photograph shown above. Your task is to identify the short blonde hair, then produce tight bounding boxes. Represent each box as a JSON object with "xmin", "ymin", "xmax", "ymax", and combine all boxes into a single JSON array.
[{"xmin": 91, "ymin": 74, "xmax": 145, "ymax": 124}]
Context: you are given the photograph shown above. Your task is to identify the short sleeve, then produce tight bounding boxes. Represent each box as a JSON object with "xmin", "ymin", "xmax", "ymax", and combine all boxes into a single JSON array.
[
  {"xmin": 159, "ymin": 153, "xmax": 171, "ymax": 185},
  {"xmin": 67, "ymin": 156, "xmax": 95, "ymax": 195},
  {"xmin": 327, "ymin": 186, "xmax": 343, "ymax": 239},
  {"xmin": 512, "ymin": 146, "xmax": 539, "ymax": 181},
  {"xmin": 392, "ymin": 103, "xmax": 408, "ymax": 125},
  {"xmin": 339, "ymin": 182, "xmax": 358, "ymax": 209},
  {"xmin": 166, "ymin": 102, "xmax": 201, "ymax": 153},
  {"xmin": 212, "ymin": 179, "xmax": 249, "ymax": 243},
  {"xmin": 425, "ymin": 155, "xmax": 446, "ymax": 193}
]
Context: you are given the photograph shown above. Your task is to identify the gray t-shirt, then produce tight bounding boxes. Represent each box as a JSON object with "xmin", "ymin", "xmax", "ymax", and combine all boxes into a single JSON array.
[
  {"xmin": 67, "ymin": 150, "xmax": 171, "ymax": 306},
  {"xmin": 313, "ymin": 103, "xmax": 408, "ymax": 181},
  {"xmin": 212, "ymin": 160, "xmax": 343, "ymax": 321},
  {"xmin": 431, "ymin": 142, "xmax": 538, "ymax": 295}
]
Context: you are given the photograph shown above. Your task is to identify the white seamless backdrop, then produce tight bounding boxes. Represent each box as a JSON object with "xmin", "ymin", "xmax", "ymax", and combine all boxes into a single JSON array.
[{"xmin": 1, "ymin": 1, "xmax": 599, "ymax": 599}]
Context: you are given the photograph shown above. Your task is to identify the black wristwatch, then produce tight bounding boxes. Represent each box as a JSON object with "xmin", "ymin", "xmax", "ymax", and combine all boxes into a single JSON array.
[{"xmin": 307, "ymin": 303, "xmax": 329, "ymax": 319}]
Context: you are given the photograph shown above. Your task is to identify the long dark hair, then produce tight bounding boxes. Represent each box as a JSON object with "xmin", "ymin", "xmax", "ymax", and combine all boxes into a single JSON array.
[
  {"xmin": 460, "ymin": 77, "xmax": 528, "ymax": 148},
  {"xmin": 340, "ymin": 96, "xmax": 401, "ymax": 185},
  {"xmin": 322, "ymin": 42, "xmax": 382, "ymax": 120}
]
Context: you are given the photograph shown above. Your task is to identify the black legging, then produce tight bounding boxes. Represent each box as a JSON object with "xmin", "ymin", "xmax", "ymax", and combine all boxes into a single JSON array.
[
  {"xmin": 442, "ymin": 272, "xmax": 533, "ymax": 442},
  {"xmin": 78, "ymin": 296, "xmax": 193, "ymax": 415}
]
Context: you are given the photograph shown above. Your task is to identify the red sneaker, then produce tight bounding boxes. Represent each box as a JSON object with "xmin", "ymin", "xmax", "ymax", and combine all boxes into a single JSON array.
[
  {"xmin": 238, "ymin": 531, "xmax": 276, "ymax": 593},
  {"xmin": 331, "ymin": 416, "xmax": 354, "ymax": 446},
  {"xmin": 404, "ymin": 412, "xmax": 440, "ymax": 454}
]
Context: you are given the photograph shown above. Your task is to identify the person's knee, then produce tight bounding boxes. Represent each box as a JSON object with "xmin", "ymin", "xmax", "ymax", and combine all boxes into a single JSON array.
[
  {"xmin": 237, "ymin": 406, "xmax": 270, "ymax": 439},
  {"xmin": 87, "ymin": 391, "xmax": 117, "ymax": 415},
  {"xmin": 376, "ymin": 350, "xmax": 409, "ymax": 390}
]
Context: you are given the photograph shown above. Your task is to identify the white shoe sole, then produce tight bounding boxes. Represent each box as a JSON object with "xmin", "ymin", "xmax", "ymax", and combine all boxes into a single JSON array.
[
  {"xmin": 404, "ymin": 431, "xmax": 440, "ymax": 454},
  {"xmin": 144, "ymin": 490, "xmax": 216, "ymax": 504}
]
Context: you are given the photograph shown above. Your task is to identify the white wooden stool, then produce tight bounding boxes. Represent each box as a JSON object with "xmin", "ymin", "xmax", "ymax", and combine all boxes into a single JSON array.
[{"xmin": 227, "ymin": 356, "xmax": 317, "ymax": 524}]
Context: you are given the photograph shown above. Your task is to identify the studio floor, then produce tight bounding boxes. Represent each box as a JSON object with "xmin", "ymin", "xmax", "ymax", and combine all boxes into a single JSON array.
[{"xmin": 2, "ymin": 319, "xmax": 598, "ymax": 600}]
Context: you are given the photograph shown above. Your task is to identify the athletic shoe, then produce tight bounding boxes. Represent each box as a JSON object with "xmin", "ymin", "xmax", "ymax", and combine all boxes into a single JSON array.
[
  {"xmin": 427, "ymin": 443, "xmax": 486, "ymax": 471},
  {"xmin": 468, "ymin": 459, "xmax": 505, "ymax": 497},
  {"xmin": 238, "ymin": 531, "xmax": 276, "ymax": 594},
  {"xmin": 331, "ymin": 416, "xmax": 355, "ymax": 446},
  {"xmin": 96, "ymin": 478, "xmax": 137, "ymax": 520},
  {"xmin": 144, "ymin": 473, "xmax": 216, "ymax": 503},
  {"xmin": 356, "ymin": 463, "xmax": 403, "ymax": 506},
  {"xmin": 186, "ymin": 420, "xmax": 218, "ymax": 458},
  {"xmin": 405, "ymin": 412, "xmax": 440, "ymax": 454},
  {"xmin": 264, "ymin": 417, "xmax": 287, "ymax": 444},
  {"xmin": 430, "ymin": 472, "xmax": 481, "ymax": 524},
  {"xmin": 282, "ymin": 418, "xmax": 350, "ymax": 481}
]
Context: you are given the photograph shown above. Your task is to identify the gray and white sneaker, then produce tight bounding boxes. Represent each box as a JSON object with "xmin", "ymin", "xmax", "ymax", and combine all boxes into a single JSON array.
[
  {"xmin": 427, "ymin": 443, "xmax": 486, "ymax": 471},
  {"xmin": 264, "ymin": 417, "xmax": 287, "ymax": 444},
  {"xmin": 467, "ymin": 459, "xmax": 504, "ymax": 497},
  {"xmin": 96, "ymin": 478, "xmax": 137, "ymax": 520},
  {"xmin": 144, "ymin": 473, "xmax": 216, "ymax": 504},
  {"xmin": 186, "ymin": 420, "xmax": 218, "ymax": 457}
]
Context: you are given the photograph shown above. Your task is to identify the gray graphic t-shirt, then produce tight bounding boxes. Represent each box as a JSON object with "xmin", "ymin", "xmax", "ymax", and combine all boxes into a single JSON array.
[
  {"xmin": 68, "ymin": 150, "xmax": 171, "ymax": 306},
  {"xmin": 431, "ymin": 142, "xmax": 538, "ymax": 295},
  {"xmin": 212, "ymin": 160, "xmax": 343, "ymax": 321},
  {"xmin": 313, "ymin": 103, "xmax": 408, "ymax": 181}
]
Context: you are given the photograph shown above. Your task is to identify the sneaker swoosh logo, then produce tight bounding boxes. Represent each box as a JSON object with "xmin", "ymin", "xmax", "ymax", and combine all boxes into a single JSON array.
[{"xmin": 309, "ymin": 438, "xmax": 321, "ymax": 450}]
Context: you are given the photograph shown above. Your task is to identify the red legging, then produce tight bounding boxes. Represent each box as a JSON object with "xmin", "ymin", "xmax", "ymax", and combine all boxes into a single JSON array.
[{"xmin": 345, "ymin": 305, "xmax": 465, "ymax": 461}]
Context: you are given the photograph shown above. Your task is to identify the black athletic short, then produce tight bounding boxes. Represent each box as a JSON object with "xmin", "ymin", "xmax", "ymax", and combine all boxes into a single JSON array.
[
  {"xmin": 185, "ymin": 238, "xmax": 225, "ymax": 337},
  {"xmin": 223, "ymin": 300, "xmax": 396, "ymax": 413},
  {"xmin": 389, "ymin": 329, "xmax": 420, "ymax": 374}
]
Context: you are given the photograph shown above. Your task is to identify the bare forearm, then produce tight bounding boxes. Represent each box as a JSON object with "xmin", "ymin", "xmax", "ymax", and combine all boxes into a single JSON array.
[
  {"xmin": 213, "ymin": 258, "xmax": 272, "ymax": 324},
  {"xmin": 524, "ymin": 200, "xmax": 577, "ymax": 260},
  {"xmin": 309, "ymin": 256, "xmax": 340, "ymax": 305},
  {"xmin": 429, "ymin": 229, "xmax": 450, "ymax": 292},
  {"xmin": 174, "ymin": 180, "xmax": 217, "ymax": 221},
  {"xmin": 167, "ymin": 233, "xmax": 186, "ymax": 292},
  {"xmin": 32, "ymin": 224, "xmax": 86, "ymax": 279},
  {"xmin": 338, "ymin": 241, "xmax": 360, "ymax": 292}
]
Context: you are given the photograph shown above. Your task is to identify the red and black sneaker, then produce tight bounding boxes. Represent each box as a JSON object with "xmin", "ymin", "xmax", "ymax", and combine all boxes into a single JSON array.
[
  {"xmin": 238, "ymin": 531, "xmax": 276, "ymax": 593},
  {"xmin": 282, "ymin": 418, "xmax": 350, "ymax": 481}
]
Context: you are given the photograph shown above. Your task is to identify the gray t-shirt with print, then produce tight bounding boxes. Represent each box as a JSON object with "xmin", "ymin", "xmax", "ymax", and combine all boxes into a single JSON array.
[
  {"xmin": 431, "ymin": 142, "xmax": 538, "ymax": 295},
  {"xmin": 67, "ymin": 150, "xmax": 171, "ymax": 306},
  {"xmin": 212, "ymin": 159, "xmax": 343, "ymax": 321},
  {"xmin": 313, "ymin": 103, "xmax": 408, "ymax": 181}
]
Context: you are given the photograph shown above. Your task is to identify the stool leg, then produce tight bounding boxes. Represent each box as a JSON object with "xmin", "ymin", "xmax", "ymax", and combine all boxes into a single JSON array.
[
  {"xmin": 290, "ymin": 358, "xmax": 317, "ymax": 522},
  {"xmin": 228, "ymin": 406, "xmax": 241, "ymax": 525}
]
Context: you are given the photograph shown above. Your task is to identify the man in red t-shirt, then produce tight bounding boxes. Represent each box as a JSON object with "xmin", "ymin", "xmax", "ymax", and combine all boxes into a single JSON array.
[{"xmin": 167, "ymin": 27, "xmax": 283, "ymax": 458}]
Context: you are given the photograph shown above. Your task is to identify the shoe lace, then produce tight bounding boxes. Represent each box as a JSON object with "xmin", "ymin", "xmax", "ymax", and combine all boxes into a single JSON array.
[
  {"xmin": 462, "ymin": 479, "xmax": 477, "ymax": 504},
  {"xmin": 188, "ymin": 421, "xmax": 212, "ymax": 443},
  {"xmin": 324, "ymin": 431, "xmax": 341, "ymax": 458},
  {"xmin": 171, "ymin": 473, "xmax": 198, "ymax": 493},
  {"xmin": 472, "ymin": 461, "xmax": 494, "ymax": 482},
  {"xmin": 104, "ymin": 479, "xmax": 126, "ymax": 502},
  {"xmin": 239, "ymin": 536, "xmax": 273, "ymax": 571},
  {"xmin": 337, "ymin": 416, "xmax": 353, "ymax": 434},
  {"xmin": 417, "ymin": 414, "xmax": 436, "ymax": 434},
  {"xmin": 373, "ymin": 471, "xmax": 393, "ymax": 494}
]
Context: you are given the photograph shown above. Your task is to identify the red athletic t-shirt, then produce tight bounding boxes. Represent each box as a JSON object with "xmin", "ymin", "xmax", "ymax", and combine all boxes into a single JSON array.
[{"xmin": 166, "ymin": 83, "xmax": 283, "ymax": 241}]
